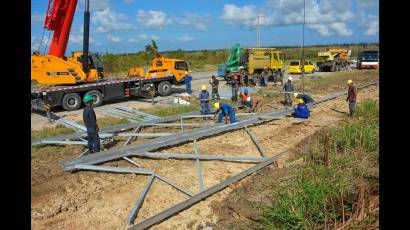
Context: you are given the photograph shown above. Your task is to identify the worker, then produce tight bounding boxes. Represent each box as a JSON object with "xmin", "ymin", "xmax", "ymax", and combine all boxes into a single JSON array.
[
  {"xmin": 83, "ymin": 95, "xmax": 100, "ymax": 153},
  {"xmin": 293, "ymin": 98, "xmax": 310, "ymax": 119},
  {"xmin": 185, "ymin": 74, "xmax": 193, "ymax": 94},
  {"xmin": 209, "ymin": 75, "xmax": 220, "ymax": 100},
  {"xmin": 198, "ymin": 85, "xmax": 211, "ymax": 119},
  {"xmin": 250, "ymin": 95, "xmax": 264, "ymax": 113},
  {"xmin": 230, "ymin": 75, "xmax": 240, "ymax": 102},
  {"xmin": 294, "ymin": 92, "xmax": 314, "ymax": 104},
  {"xmin": 213, "ymin": 102, "xmax": 238, "ymax": 124},
  {"xmin": 261, "ymin": 67, "xmax": 269, "ymax": 86},
  {"xmin": 239, "ymin": 88, "xmax": 251, "ymax": 108},
  {"xmin": 346, "ymin": 79, "xmax": 357, "ymax": 117},
  {"xmin": 283, "ymin": 76, "xmax": 295, "ymax": 106}
]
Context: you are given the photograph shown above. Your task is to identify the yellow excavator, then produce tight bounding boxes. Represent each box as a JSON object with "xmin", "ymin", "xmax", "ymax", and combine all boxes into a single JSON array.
[{"xmin": 31, "ymin": 0, "xmax": 103, "ymax": 85}]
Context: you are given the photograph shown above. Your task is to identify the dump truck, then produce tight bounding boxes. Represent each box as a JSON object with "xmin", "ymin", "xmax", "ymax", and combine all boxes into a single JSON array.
[
  {"xmin": 219, "ymin": 44, "xmax": 285, "ymax": 83},
  {"xmin": 357, "ymin": 51, "xmax": 378, "ymax": 69},
  {"xmin": 316, "ymin": 48, "xmax": 351, "ymax": 72},
  {"xmin": 31, "ymin": 0, "xmax": 179, "ymax": 111},
  {"xmin": 128, "ymin": 57, "xmax": 189, "ymax": 83}
]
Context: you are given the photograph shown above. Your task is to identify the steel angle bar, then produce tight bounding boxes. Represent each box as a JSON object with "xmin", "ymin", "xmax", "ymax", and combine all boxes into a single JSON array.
[
  {"xmin": 154, "ymin": 174, "xmax": 194, "ymax": 197},
  {"xmin": 63, "ymin": 81, "xmax": 378, "ymax": 170},
  {"xmin": 34, "ymin": 111, "xmax": 201, "ymax": 145},
  {"xmin": 55, "ymin": 118, "xmax": 87, "ymax": 132},
  {"xmin": 123, "ymin": 157, "xmax": 143, "ymax": 168},
  {"xmin": 72, "ymin": 164, "xmax": 153, "ymax": 174},
  {"xmin": 123, "ymin": 126, "xmax": 141, "ymax": 146},
  {"xmin": 140, "ymin": 123, "xmax": 211, "ymax": 127},
  {"xmin": 194, "ymin": 140, "xmax": 205, "ymax": 192},
  {"xmin": 128, "ymin": 174, "xmax": 156, "ymax": 224},
  {"xmin": 244, "ymin": 126, "xmax": 268, "ymax": 158},
  {"xmin": 128, "ymin": 150, "xmax": 287, "ymax": 230},
  {"xmin": 102, "ymin": 133, "xmax": 173, "ymax": 138},
  {"xmin": 133, "ymin": 152, "xmax": 265, "ymax": 162},
  {"xmin": 115, "ymin": 106, "xmax": 160, "ymax": 119},
  {"xmin": 37, "ymin": 140, "xmax": 88, "ymax": 145},
  {"xmin": 106, "ymin": 109, "xmax": 143, "ymax": 120}
]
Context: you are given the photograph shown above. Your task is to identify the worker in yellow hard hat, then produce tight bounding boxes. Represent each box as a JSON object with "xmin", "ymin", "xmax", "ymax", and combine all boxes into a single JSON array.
[
  {"xmin": 198, "ymin": 84, "xmax": 210, "ymax": 119},
  {"xmin": 294, "ymin": 92, "xmax": 314, "ymax": 104},
  {"xmin": 346, "ymin": 79, "xmax": 357, "ymax": 117},
  {"xmin": 293, "ymin": 98, "xmax": 310, "ymax": 119},
  {"xmin": 213, "ymin": 102, "xmax": 238, "ymax": 124}
]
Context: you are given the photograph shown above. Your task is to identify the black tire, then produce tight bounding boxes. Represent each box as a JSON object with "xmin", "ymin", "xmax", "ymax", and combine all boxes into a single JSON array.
[
  {"xmin": 85, "ymin": 90, "xmax": 103, "ymax": 107},
  {"xmin": 62, "ymin": 93, "xmax": 82, "ymax": 111},
  {"xmin": 141, "ymin": 84, "xmax": 154, "ymax": 99},
  {"xmin": 157, "ymin": 81, "xmax": 172, "ymax": 96}
]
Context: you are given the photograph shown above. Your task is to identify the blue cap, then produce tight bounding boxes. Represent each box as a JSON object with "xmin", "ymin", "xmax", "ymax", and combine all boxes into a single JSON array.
[{"xmin": 244, "ymin": 88, "xmax": 249, "ymax": 94}]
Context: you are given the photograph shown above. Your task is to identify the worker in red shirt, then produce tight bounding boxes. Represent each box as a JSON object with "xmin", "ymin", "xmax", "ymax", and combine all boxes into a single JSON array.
[{"xmin": 346, "ymin": 79, "xmax": 357, "ymax": 117}]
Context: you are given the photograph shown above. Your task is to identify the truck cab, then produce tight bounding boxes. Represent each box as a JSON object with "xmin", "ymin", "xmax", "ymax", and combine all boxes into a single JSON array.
[{"xmin": 357, "ymin": 51, "xmax": 378, "ymax": 69}]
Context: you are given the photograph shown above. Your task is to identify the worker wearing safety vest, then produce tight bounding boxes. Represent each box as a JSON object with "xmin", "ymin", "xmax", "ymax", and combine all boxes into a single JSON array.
[{"xmin": 240, "ymin": 88, "xmax": 251, "ymax": 108}]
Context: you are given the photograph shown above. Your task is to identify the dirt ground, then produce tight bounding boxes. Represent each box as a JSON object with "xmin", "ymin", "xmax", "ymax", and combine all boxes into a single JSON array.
[{"xmin": 31, "ymin": 73, "xmax": 378, "ymax": 229}]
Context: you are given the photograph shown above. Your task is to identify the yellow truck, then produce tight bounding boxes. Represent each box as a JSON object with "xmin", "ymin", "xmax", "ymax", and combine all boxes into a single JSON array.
[
  {"xmin": 317, "ymin": 48, "xmax": 350, "ymax": 72},
  {"xmin": 128, "ymin": 57, "xmax": 189, "ymax": 83}
]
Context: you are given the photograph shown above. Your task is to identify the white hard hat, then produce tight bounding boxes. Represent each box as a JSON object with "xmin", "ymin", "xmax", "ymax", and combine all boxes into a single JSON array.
[{"xmin": 288, "ymin": 76, "xmax": 293, "ymax": 81}]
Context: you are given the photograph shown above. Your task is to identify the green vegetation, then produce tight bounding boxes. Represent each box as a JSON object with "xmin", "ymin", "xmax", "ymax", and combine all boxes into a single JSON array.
[
  {"xmin": 258, "ymin": 99, "xmax": 379, "ymax": 229},
  {"xmin": 100, "ymin": 43, "xmax": 378, "ymax": 75},
  {"xmin": 141, "ymin": 103, "xmax": 200, "ymax": 117},
  {"xmin": 31, "ymin": 125, "xmax": 75, "ymax": 140},
  {"xmin": 32, "ymin": 116, "xmax": 129, "ymax": 140}
]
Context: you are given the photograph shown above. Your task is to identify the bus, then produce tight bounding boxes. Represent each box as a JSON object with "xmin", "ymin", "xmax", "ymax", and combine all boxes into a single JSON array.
[{"xmin": 357, "ymin": 51, "xmax": 379, "ymax": 69}]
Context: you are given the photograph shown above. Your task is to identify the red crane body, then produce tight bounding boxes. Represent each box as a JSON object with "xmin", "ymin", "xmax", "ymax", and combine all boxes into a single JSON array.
[{"xmin": 44, "ymin": 0, "xmax": 78, "ymax": 58}]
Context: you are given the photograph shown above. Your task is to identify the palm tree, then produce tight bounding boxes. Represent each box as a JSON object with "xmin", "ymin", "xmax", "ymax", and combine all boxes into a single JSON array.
[{"xmin": 145, "ymin": 40, "xmax": 159, "ymax": 59}]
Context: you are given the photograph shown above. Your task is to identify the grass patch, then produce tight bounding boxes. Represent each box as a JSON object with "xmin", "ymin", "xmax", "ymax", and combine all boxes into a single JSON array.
[
  {"xmin": 141, "ymin": 103, "xmax": 201, "ymax": 117},
  {"xmin": 32, "ymin": 116, "xmax": 129, "ymax": 140},
  {"xmin": 257, "ymin": 99, "xmax": 379, "ymax": 229},
  {"xmin": 31, "ymin": 125, "xmax": 75, "ymax": 140}
]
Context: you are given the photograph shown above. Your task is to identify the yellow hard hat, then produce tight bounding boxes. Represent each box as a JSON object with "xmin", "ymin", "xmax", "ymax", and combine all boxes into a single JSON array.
[
  {"xmin": 201, "ymin": 85, "xmax": 207, "ymax": 90},
  {"xmin": 347, "ymin": 79, "xmax": 353, "ymax": 84},
  {"xmin": 214, "ymin": 102, "xmax": 220, "ymax": 109},
  {"xmin": 298, "ymin": 98, "xmax": 304, "ymax": 104},
  {"xmin": 294, "ymin": 92, "xmax": 299, "ymax": 98}
]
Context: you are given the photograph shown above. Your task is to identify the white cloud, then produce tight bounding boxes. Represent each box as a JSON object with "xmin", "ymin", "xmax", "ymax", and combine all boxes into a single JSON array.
[
  {"xmin": 220, "ymin": 4, "xmax": 258, "ymax": 27},
  {"xmin": 356, "ymin": 0, "xmax": 379, "ymax": 9},
  {"xmin": 221, "ymin": 0, "xmax": 356, "ymax": 37},
  {"xmin": 151, "ymin": 35, "xmax": 160, "ymax": 40},
  {"xmin": 89, "ymin": 0, "xmax": 111, "ymax": 11},
  {"xmin": 178, "ymin": 14, "xmax": 211, "ymax": 31},
  {"xmin": 330, "ymin": 23, "xmax": 353, "ymax": 36},
  {"xmin": 31, "ymin": 36, "xmax": 50, "ymax": 52},
  {"xmin": 178, "ymin": 35, "xmax": 194, "ymax": 42},
  {"xmin": 123, "ymin": 0, "xmax": 135, "ymax": 4},
  {"xmin": 92, "ymin": 8, "xmax": 133, "ymax": 33},
  {"xmin": 361, "ymin": 14, "xmax": 379, "ymax": 36},
  {"xmin": 128, "ymin": 34, "xmax": 149, "ymax": 43},
  {"xmin": 137, "ymin": 10, "xmax": 172, "ymax": 28},
  {"xmin": 308, "ymin": 24, "xmax": 332, "ymax": 36},
  {"xmin": 106, "ymin": 34, "xmax": 121, "ymax": 43},
  {"xmin": 70, "ymin": 34, "xmax": 83, "ymax": 44}
]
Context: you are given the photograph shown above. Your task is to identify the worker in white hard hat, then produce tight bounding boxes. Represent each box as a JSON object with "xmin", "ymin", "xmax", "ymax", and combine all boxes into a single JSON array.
[
  {"xmin": 346, "ymin": 79, "xmax": 357, "ymax": 117},
  {"xmin": 283, "ymin": 76, "xmax": 295, "ymax": 106},
  {"xmin": 198, "ymin": 85, "xmax": 211, "ymax": 119}
]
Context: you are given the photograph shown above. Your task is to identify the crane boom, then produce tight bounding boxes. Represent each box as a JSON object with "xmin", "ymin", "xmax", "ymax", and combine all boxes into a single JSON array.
[{"xmin": 44, "ymin": 0, "xmax": 78, "ymax": 58}]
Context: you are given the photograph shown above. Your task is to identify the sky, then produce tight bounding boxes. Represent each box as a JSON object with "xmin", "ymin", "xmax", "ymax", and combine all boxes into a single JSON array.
[{"xmin": 31, "ymin": 0, "xmax": 379, "ymax": 54}]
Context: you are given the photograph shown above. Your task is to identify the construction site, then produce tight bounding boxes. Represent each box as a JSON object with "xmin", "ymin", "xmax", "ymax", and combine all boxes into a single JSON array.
[{"xmin": 31, "ymin": 0, "xmax": 379, "ymax": 229}]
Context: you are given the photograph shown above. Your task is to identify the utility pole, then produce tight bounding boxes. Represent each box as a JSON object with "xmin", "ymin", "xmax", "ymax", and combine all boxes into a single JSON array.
[
  {"xmin": 256, "ymin": 15, "xmax": 264, "ymax": 48},
  {"xmin": 301, "ymin": 0, "xmax": 306, "ymax": 93}
]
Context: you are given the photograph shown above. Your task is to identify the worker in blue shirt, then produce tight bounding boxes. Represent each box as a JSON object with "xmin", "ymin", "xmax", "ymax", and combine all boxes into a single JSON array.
[
  {"xmin": 185, "ymin": 74, "xmax": 193, "ymax": 94},
  {"xmin": 293, "ymin": 98, "xmax": 310, "ymax": 119},
  {"xmin": 82, "ymin": 95, "xmax": 100, "ymax": 153},
  {"xmin": 213, "ymin": 102, "xmax": 238, "ymax": 124},
  {"xmin": 198, "ymin": 85, "xmax": 211, "ymax": 119}
]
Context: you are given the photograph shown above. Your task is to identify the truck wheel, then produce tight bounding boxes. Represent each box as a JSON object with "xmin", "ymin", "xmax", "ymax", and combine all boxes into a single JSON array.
[
  {"xmin": 157, "ymin": 81, "xmax": 172, "ymax": 96},
  {"xmin": 85, "ymin": 90, "xmax": 103, "ymax": 107},
  {"xmin": 141, "ymin": 84, "xmax": 154, "ymax": 99},
  {"xmin": 62, "ymin": 93, "xmax": 82, "ymax": 111}
]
